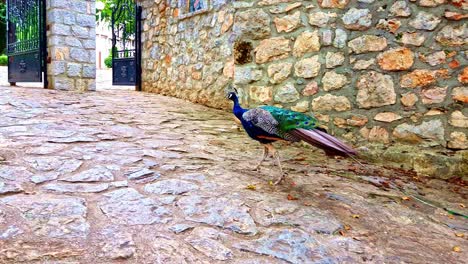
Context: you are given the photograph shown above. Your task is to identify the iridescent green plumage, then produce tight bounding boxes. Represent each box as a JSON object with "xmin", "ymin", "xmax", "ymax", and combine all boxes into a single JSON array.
[{"xmin": 260, "ymin": 106, "xmax": 318, "ymax": 132}]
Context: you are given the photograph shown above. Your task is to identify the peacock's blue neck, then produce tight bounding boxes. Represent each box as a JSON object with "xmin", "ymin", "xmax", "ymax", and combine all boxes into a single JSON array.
[{"xmin": 232, "ymin": 97, "xmax": 247, "ymax": 120}]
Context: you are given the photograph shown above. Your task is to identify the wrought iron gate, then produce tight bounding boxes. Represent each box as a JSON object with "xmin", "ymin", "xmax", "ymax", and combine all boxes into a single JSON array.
[
  {"xmin": 112, "ymin": 0, "xmax": 142, "ymax": 90},
  {"xmin": 6, "ymin": 0, "xmax": 47, "ymax": 87}
]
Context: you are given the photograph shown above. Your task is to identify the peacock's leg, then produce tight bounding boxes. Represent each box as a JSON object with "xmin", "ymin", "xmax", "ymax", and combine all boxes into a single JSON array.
[
  {"xmin": 254, "ymin": 145, "xmax": 269, "ymax": 171},
  {"xmin": 265, "ymin": 144, "xmax": 285, "ymax": 185}
]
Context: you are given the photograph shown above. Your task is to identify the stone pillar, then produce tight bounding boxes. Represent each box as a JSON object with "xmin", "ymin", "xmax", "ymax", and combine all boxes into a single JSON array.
[{"xmin": 47, "ymin": 0, "xmax": 96, "ymax": 91}]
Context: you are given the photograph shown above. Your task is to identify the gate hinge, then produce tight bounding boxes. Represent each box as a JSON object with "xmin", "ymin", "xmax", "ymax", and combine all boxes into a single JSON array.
[
  {"xmin": 46, "ymin": 24, "xmax": 50, "ymax": 31},
  {"xmin": 47, "ymin": 57, "xmax": 51, "ymax": 64}
]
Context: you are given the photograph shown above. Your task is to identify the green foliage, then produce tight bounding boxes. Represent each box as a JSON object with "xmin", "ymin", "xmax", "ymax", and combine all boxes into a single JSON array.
[
  {"xmin": 104, "ymin": 53, "xmax": 112, "ymax": 68},
  {"xmin": 0, "ymin": 2, "xmax": 6, "ymax": 25},
  {"xmin": 0, "ymin": 54, "xmax": 7, "ymax": 66},
  {"xmin": 97, "ymin": 0, "xmax": 136, "ymax": 36}
]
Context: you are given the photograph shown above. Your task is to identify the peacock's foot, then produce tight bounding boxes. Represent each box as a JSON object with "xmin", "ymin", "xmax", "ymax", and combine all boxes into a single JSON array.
[{"xmin": 274, "ymin": 173, "xmax": 286, "ymax": 185}]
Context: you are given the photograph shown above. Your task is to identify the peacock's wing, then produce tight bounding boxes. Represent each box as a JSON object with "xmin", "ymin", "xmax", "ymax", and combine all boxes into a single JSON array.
[
  {"xmin": 242, "ymin": 106, "xmax": 314, "ymax": 142},
  {"xmin": 259, "ymin": 106, "xmax": 319, "ymax": 131}
]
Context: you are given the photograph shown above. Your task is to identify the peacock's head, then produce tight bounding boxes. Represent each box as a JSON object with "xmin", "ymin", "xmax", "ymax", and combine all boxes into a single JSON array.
[
  {"xmin": 225, "ymin": 84, "xmax": 238, "ymax": 101},
  {"xmin": 227, "ymin": 92, "xmax": 238, "ymax": 101}
]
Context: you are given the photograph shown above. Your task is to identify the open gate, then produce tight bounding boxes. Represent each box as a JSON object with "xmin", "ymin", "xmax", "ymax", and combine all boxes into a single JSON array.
[
  {"xmin": 6, "ymin": 0, "xmax": 47, "ymax": 87},
  {"xmin": 112, "ymin": 0, "xmax": 142, "ymax": 91}
]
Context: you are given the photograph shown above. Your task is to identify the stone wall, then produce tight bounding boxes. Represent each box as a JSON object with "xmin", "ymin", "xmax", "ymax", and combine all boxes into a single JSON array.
[
  {"xmin": 140, "ymin": 0, "xmax": 235, "ymax": 109},
  {"xmin": 47, "ymin": 0, "xmax": 96, "ymax": 91},
  {"xmin": 141, "ymin": 0, "xmax": 468, "ymax": 178}
]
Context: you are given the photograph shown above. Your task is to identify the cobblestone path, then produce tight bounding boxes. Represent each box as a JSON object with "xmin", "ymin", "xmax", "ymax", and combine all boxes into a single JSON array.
[{"xmin": 0, "ymin": 86, "xmax": 466, "ymax": 263}]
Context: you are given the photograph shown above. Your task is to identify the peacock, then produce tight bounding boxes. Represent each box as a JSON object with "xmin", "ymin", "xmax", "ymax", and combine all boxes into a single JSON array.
[{"xmin": 227, "ymin": 89, "xmax": 358, "ymax": 184}]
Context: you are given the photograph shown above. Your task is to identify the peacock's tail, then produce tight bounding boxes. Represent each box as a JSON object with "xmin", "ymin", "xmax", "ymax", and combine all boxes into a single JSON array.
[{"xmin": 289, "ymin": 128, "xmax": 358, "ymax": 157}]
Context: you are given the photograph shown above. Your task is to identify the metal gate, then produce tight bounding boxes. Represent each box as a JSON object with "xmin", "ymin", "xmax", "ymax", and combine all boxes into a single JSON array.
[
  {"xmin": 112, "ymin": 0, "xmax": 142, "ymax": 91},
  {"xmin": 6, "ymin": 0, "xmax": 47, "ymax": 87}
]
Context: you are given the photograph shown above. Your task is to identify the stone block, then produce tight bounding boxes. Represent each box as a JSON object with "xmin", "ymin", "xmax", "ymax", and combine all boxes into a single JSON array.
[
  {"xmin": 53, "ymin": 77, "xmax": 75, "ymax": 91},
  {"xmin": 293, "ymin": 30, "xmax": 320, "ymax": 57},
  {"xmin": 65, "ymin": 36, "xmax": 83, "ymax": 47},
  {"xmin": 50, "ymin": 24, "xmax": 71, "ymax": 36},
  {"xmin": 70, "ymin": 48, "xmax": 90, "ymax": 63},
  {"xmin": 233, "ymin": 9, "xmax": 271, "ymax": 40},
  {"xmin": 294, "ymin": 55, "xmax": 320, "ymax": 78},
  {"xmin": 76, "ymin": 14, "xmax": 95, "ymax": 28},
  {"xmin": 312, "ymin": 94, "xmax": 351, "ymax": 112},
  {"xmin": 255, "ymin": 37, "xmax": 290, "ymax": 64},
  {"xmin": 67, "ymin": 63, "xmax": 82, "ymax": 77},
  {"xmin": 356, "ymin": 71, "xmax": 396, "ymax": 109},
  {"xmin": 274, "ymin": 11, "xmax": 302, "ymax": 33},
  {"xmin": 72, "ymin": 26, "xmax": 89, "ymax": 38},
  {"xmin": 83, "ymin": 65, "xmax": 96, "ymax": 78},
  {"xmin": 274, "ymin": 83, "xmax": 300, "ymax": 103},
  {"xmin": 49, "ymin": 61, "xmax": 66, "ymax": 75}
]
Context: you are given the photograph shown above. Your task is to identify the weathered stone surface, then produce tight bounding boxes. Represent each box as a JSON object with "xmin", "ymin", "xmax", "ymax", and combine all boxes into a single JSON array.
[
  {"xmin": 348, "ymin": 35, "xmax": 387, "ymax": 54},
  {"xmin": 274, "ymin": 11, "xmax": 301, "ymax": 33},
  {"xmin": 24, "ymin": 156, "xmax": 82, "ymax": 173},
  {"xmin": 269, "ymin": 2, "xmax": 302, "ymax": 13},
  {"xmin": 449, "ymin": 111, "xmax": 468, "ymax": 128},
  {"xmin": 374, "ymin": 112, "xmax": 403, "ymax": 123},
  {"xmin": 177, "ymin": 195, "xmax": 257, "ymax": 235},
  {"xmin": 419, "ymin": 0, "xmax": 446, "ymax": 7},
  {"xmin": 421, "ymin": 87, "xmax": 447, "ymax": 104},
  {"xmin": 294, "ymin": 55, "xmax": 320, "ymax": 78},
  {"xmin": 356, "ymin": 71, "xmax": 396, "ymax": 108},
  {"xmin": 312, "ymin": 94, "xmax": 351, "ymax": 112},
  {"xmin": 302, "ymin": 81, "xmax": 319, "ymax": 96},
  {"xmin": 251, "ymin": 199, "xmax": 342, "ymax": 234},
  {"xmin": 0, "ymin": 195, "xmax": 89, "ymax": 238},
  {"xmin": 444, "ymin": 11, "xmax": 468, "ymax": 21},
  {"xmin": 393, "ymin": 120, "xmax": 445, "ymax": 144},
  {"xmin": 0, "ymin": 182, "xmax": 23, "ymax": 195},
  {"xmin": 234, "ymin": 66, "xmax": 263, "ymax": 84},
  {"xmin": 322, "ymin": 71, "xmax": 348, "ymax": 91},
  {"xmin": 436, "ymin": 24, "xmax": 467, "ymax": 46},
  {"xmin": 61, "ymin": 166, "xmax": 114, "ymax": 182},
  {"xmin": 448, "ymin": 132, "xmax": 468, "ymax": 149},
  {"xmin": 377, "ymin": 47, "xmax": 414, "ymax": 71},
  {"xmin": 376, "ymin": 19, "xmax": 401, "ymax": 33},
  {"xmin": 234, "ymin": 229, "xmax": 333, "ymax": 263},
  {"xmin": 452, "ymin": 87, "xmax": 468, "ymax": 103},
  {"xmin": 293, "ymin": 31, "xmax": 320, "ymax": 57},
  {"xmin": 249, "ymin": 86, "xmax": 273, "ymax": 103},
  {"xmin": 44, "ymin": 182, "xmax": 110, "ymax": 193},
  {"xmin": 274, "ymin": 83, "xmax": 300, "ymax": 103},
  {"xmin": 459, "ymin": 67, "xmax": 468, "ymax": 84},
  {"xmin": 99, "ymin": 188, "xmax": 172, "ymax": 225},
  {"xmin": 126, "ymin": 168, "xmax": 156, "ymax": 180},
  {"xmin": 401, "ymin": 92, "xmax": 419, "ymax": 107},
  {"xmin": 100, "ymin": 227, "xmax": 136, "ymax": 260},
  {"xmin": 409, "ymin": 11, "xmax": 441, "ymax": 31},
  {"xmin": 325, "ymin": 52, "xmax": 345, "ymax": 68},
  {"xmin": 368, "ymin": 126, "xmax": 390, "ymax": 143},
  {"xmin": 318, "ymin": 0, "xmax": 349, "ymax": 9},
  {"xmin": 322, "ymin": 29, "xmax": 333, "ymax": 46},
  {"xmin": 347, "ymin": 115, "xmax": 368, "ymax": 127},
  {"xmin": 401, "ymin": 32, "xmax": 426, "ymax": 46},
  {"xmin": 31, "ymin": 172, "xmax": 60, "ymax": 184},
  {"xmin": 233, "ymin": 9, "xmax": 271, "ymax": 40},
  {"xmin": 420, "ymin": 51, "xmax": 446, "ymax": 66},
  {"xmin": 400, "ymin": 69, "xmax": 449, "ymax": 88},
  {"xmin": 169, "ymin": 224, "xmax": 194, "ymax": 234},
  {"xmin": 342, "ymin": 8, "xmax": 372, "ymax": 30},
  {"xmin": 333, "ymin": 28, "xmax": 347, "ymax": 48},
  {"xmin": 185, "ymin": 227, "xmax": 233, "ymax": 261},
  {"xmin": 255, "ymin": 37, "xmax": 291, "ymax": 64},
  {"xmin": 390, "ymin": 1, "xmax": 411, "ymax": 17},
  {"xmin": 308, "ymin": 11, "xmax": 337, "ymax": 27},
  {"xmin": 290, "ymin": 100, "xmax": 309, "ymax": 113},
  {"xmin": 353, "ymin": 58, "xmax": 375, "ymax": 70},
  {"xmin": 144, "ymin": 179, "xmax": 198, "ymax": 195},
  {"xmin": 268, "ymin": 62, "xmax": 292, "ymax": 84}
]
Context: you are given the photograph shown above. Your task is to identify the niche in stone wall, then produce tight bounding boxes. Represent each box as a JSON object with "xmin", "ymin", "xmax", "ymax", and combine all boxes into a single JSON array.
[
  {"xmin": 178, "ymin": 0, "xmax": 209, "ymax": 18},
  {"xmin": 233, "ymin": 41, "xmax": 253, "ymax": 65}
]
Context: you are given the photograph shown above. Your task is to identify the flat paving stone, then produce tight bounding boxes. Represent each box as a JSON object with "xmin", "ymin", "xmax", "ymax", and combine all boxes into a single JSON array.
[
  {"xmin": 43, "ymin": 182, "xmax": 110, "ymax": 193},
  {"xmin": 177, "ymin": 195, "xmax": 258, "ymax": 235},
  {"xmin": 0, "ymin": 194, "xmax": 89, "ymax": 238},
  {"xmin": 61, "ymin": 166, "xmax": 114, "ymax": 182},
  {"xmin": 98, "ymin": 188, "xmax": 172, "ymax": 225},
  {"xmin": 144, "ymin": 179, "xmax": 199, "ymax": 195}
]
